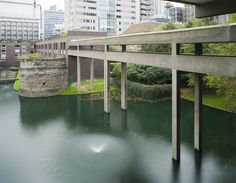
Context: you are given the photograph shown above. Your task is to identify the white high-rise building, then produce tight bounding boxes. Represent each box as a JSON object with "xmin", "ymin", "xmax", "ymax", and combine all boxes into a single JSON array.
[
  {"xmin": 64, "ymin": 0, "xmax": 138, "ymax": 35},
  {"xmin": 98, "ymin": 0, "xmax": 116, "ymax": 35},
  {"xmin": 139, "ymin": 0, "xmax": 165, "ymax": 22},
  {"xmin": 0, "ymin": 0, "xmax": 42, "ymax": 40},
  {"xmin": 64, "ymin": 0, "xmax": 166, "ymax": 35},
  {"xmin": 64, "ymin": 0, "xmax": 98, "ymax": 32},
  {"xmin": 44, "ymin": 5, "xmax": 64, "ymax": 38},
  {"xmin": 115, "ymin": 0, "xmax": 138, "ymax": 35}
]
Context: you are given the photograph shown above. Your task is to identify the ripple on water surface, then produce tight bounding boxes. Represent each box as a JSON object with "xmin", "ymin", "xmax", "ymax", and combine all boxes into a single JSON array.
[{"xmin": 43, "ymin": 134, "xmax": 134, "ymax": 183}]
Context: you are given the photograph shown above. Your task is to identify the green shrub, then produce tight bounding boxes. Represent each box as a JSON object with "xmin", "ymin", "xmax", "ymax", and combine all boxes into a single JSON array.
[
  {"xmin": 21, "ymin": 53, "xmax": 42, "ymax": 61},
  {"xmin": 113, "ymin": 79, "xmax": 171, "ymax": 101},
  {"xmin": 111, "ymin": 64, "xmax": 172, "ymax": 85}
]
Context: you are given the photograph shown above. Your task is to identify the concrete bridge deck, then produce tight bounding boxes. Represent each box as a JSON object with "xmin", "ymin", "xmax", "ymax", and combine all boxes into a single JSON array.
[
  {"xmin": 68, "ymin": 24, "xmax": 236, "ymax": 77},
  {"xmin": 36, "ymin": 23, "xmax": 236, "ymax": 161}
]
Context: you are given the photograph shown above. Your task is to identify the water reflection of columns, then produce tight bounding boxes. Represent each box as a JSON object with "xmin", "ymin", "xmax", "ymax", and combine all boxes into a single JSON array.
[
  {"xmin": 171, "ymin": 160, "xmax": 180, "ymax": 183},
  {"xmin": 121, "ymin": 110, "xmax": 128, "ymax": 131},
  {"xmin": 77, "ymin": 95, "xmax": 82, "ymax": 123},
  {"xmin": 104, "ymin": 113, "xmax": 111, "ymax": 128},
  {"xmin": 194, "ymin": 151, "xmax": 202, "ymax": 183}
]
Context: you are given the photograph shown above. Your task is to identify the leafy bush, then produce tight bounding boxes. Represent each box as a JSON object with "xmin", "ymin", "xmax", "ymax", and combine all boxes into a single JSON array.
[
  {"xmin": 111, "ymin": 64, "xmax": 172, "ymax": 85},
  {"xmin": 141, "ymin": 44, "xmax": 171, "ymax": 54},
  {"xmin": 205, "ymin": 75, "xmax": 236, "ymax": 112},
  {"xmin": 113, "ymin": 79, "xmax": 171, "ymax": 101},
  {"xmin": 21, "ymin": 53, "xmax": 42, "ymax": 61}
]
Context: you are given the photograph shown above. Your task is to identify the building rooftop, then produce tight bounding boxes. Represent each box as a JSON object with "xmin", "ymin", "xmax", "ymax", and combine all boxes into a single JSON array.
[{"xmin": 121, "ymin": 22, "xmax": 162, "ymax": 35}]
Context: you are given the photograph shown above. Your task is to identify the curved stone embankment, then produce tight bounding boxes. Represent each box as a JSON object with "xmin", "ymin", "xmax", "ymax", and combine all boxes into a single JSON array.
[{"xmin": 19, "ymin": 59, "xmax": 67, "ymax": 98}]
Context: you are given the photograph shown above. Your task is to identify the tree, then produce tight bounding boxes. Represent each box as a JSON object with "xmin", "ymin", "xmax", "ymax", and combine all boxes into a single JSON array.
[
  {"xmin": 205, "ymin": 75, "xmax": 236, "ymax": 112},
  {"xmin": 228, "ymin": 13, "xmax": 236, "ymax": 23}
]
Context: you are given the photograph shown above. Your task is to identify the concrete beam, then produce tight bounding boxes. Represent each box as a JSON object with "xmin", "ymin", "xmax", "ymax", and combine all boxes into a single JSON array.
[
  {"xmin": 90, "ymin": 59, "xmax": 94, "ymax": 90},
  {"xmin": 121, "ymin": 62, "xmax": 127, "ymax": 110},
  {"xmin": 110, "ymin": 53, "xmax": 236, "ymax": 77},
  {"xmin": 75, "ymin": 24, "xmax": 236, "ymax": 45},
  {"xmin": 76, "ymin": 50, "xmax": 105, "ymax": 59},
  {"xmin": 76, "ymin": 51, "xmax": 236, "ymax": 77},
  {"xmin": 194, "ymin": 73, "xmax": 203, "ymax": 151}
]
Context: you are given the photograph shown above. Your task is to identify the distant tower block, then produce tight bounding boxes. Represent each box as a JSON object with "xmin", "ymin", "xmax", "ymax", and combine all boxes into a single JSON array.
[{"xmin": 33, "ymin": 0, "xmax": 36, "ymax": 18}]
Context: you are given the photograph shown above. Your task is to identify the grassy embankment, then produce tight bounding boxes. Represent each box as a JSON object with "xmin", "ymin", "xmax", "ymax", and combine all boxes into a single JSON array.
[
  {"xmin": 13, "ymin": 75, "xmax": 230, "ymax": 112},
  {"xmin": 181, "ymin": 89, "xmax": 229, "ymax": 112},
  {"xmin": 61, "ymin": 78, "xmax": 116, "ymax": 95},
  {"xmin": 14, "ymin": 77, "xmax": 115, "ymax": 95},
  {"xmin": 13, "ymin": 72, "xmax": 20, "ymax": 91}
]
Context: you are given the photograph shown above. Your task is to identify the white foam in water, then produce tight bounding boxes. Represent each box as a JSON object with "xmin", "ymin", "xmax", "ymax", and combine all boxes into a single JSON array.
[
  {"xmin": 90, "ymin": 144, "xmax": 107, "ymax": 154},
  {"xmin": 50, "ymin": 134, "xmax": 134, "ymax": 183}
]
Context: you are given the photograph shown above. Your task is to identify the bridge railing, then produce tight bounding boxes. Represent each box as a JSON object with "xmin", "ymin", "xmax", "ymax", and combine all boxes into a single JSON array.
[{"xmin": 68, "ymin": 24, "xmax": 236, "ymax": 77}]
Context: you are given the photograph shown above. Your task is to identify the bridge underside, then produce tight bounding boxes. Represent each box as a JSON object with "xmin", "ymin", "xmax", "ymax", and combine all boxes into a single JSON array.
[{"xmin": 168, "ymin": 0, "xmax": 236, "ymax": 18}]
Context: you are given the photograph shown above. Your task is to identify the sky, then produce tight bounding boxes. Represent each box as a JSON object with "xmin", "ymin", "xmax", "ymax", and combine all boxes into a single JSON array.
[{"xmin": 40, "ymin": 0, "xmax": 64, "ymax": 10}]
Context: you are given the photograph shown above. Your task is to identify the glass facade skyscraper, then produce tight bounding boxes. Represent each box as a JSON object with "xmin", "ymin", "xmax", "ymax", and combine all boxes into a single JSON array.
[{"xmin": 44, "ymin": 5, "xmax": 64, "ymax": 39}]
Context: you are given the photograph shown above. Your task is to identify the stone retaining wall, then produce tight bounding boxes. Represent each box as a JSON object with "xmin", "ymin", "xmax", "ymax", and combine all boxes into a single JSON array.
[{"xmin": 19, "ymin": 58, "xmax": 67, "ymax": 98}]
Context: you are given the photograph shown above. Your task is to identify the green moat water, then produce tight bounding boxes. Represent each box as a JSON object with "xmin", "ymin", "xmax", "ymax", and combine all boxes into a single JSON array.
[{"xmin": 0, "ymin": 84, "xmax": 236, "ymax": 183}]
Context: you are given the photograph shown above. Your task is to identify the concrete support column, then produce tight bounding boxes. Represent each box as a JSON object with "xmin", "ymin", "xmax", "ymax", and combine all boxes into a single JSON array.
[
  {"xmin": 104, "ymin": 59, "xmax": 110, "ymax": 113},
  {"xmin": 65, "ymin": 42, "xmax": 68, "ymax": 66},
  {"xmin": 104, "ymin": 45, "xmax": 110, "ymax": 113},
  {"xmin": 54, "ymin": 43, "xmax": 57, "ymax": 58},
  {"xmin": 121, "ymin": 62, "xmax": 127, "ymax": 110},
  {"xmin": 58, "ymin": 43, "xmax": 61, "ymax": 58},
  {"xmin": 172, "ymin": 43, "xmax": 181, "ymax": 161},
  {"xmin": 194, "ymin": 73, "xmax": 203, "ymax": 151},
  {"xmin": 52, "ymin": 43, "xmax": 56, "ymax": 58},
  {"xmin": 90, "ymin": 58, "xmax": 94, "ymax": 90},
  {"xmin": 172, "ymin": 69, "xmax": 181, "ymax": 161},
  {"xmin": 43, "ymin": 45, "xmax": 46, "ymax": 58},
  {"xmin": 47, "ymin": 44, "xmax": 50, "ymax": 58},
  {"xmin": 77, "ymin": 56, "xmax": 81, "ymax": 91},
  {"xmin": 50, "ymin": 44, "xmax": 52, "ymax": 58}
]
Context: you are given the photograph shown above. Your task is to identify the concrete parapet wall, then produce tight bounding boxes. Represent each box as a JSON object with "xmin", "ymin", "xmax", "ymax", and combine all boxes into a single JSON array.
[{"xmin": 19, "ymin": 59, "xmax": 67, "ymax": 98}]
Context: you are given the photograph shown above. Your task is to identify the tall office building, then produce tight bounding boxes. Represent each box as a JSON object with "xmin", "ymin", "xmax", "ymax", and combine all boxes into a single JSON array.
[
  {"xmin": 115, "ymin": 0, "xmax": 138, "ymax": 35},
  {"xmin": 0, "ymin": 0, "xmax": 42, "ymax": 41},
  {"xmin": 64, "ymin": 0, "xmax": 167, "ymax": 35},
  {"xmin": 183, "ymin": 4, "xmax": 195, "ymax": 22},
  {"xmin": 168, "ymin": 6, "xmax": 184, "ymax": 23},
  {"xmin": 64, "ymin": 0, "xmax": 99, "ymax": 32},
  {"xmin": 98, "ymin": 0, "xmax": 116, "ymax": 34},
  {"xmin": 44, "ymin": 5, "xmax": 64, "ymax": 39},
  {"xmin": 64, "ymin": 0, "xmax": 138, "ymax": 35},
  {"xmin": 139, "ymin": 0, "xmax": 165, "ymax": 22}
]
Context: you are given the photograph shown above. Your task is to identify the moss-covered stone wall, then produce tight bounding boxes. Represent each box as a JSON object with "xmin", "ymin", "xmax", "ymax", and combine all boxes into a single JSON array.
[{"xmin": 19, "ymin": 58, "xmax": 67, "ymax": 98}]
